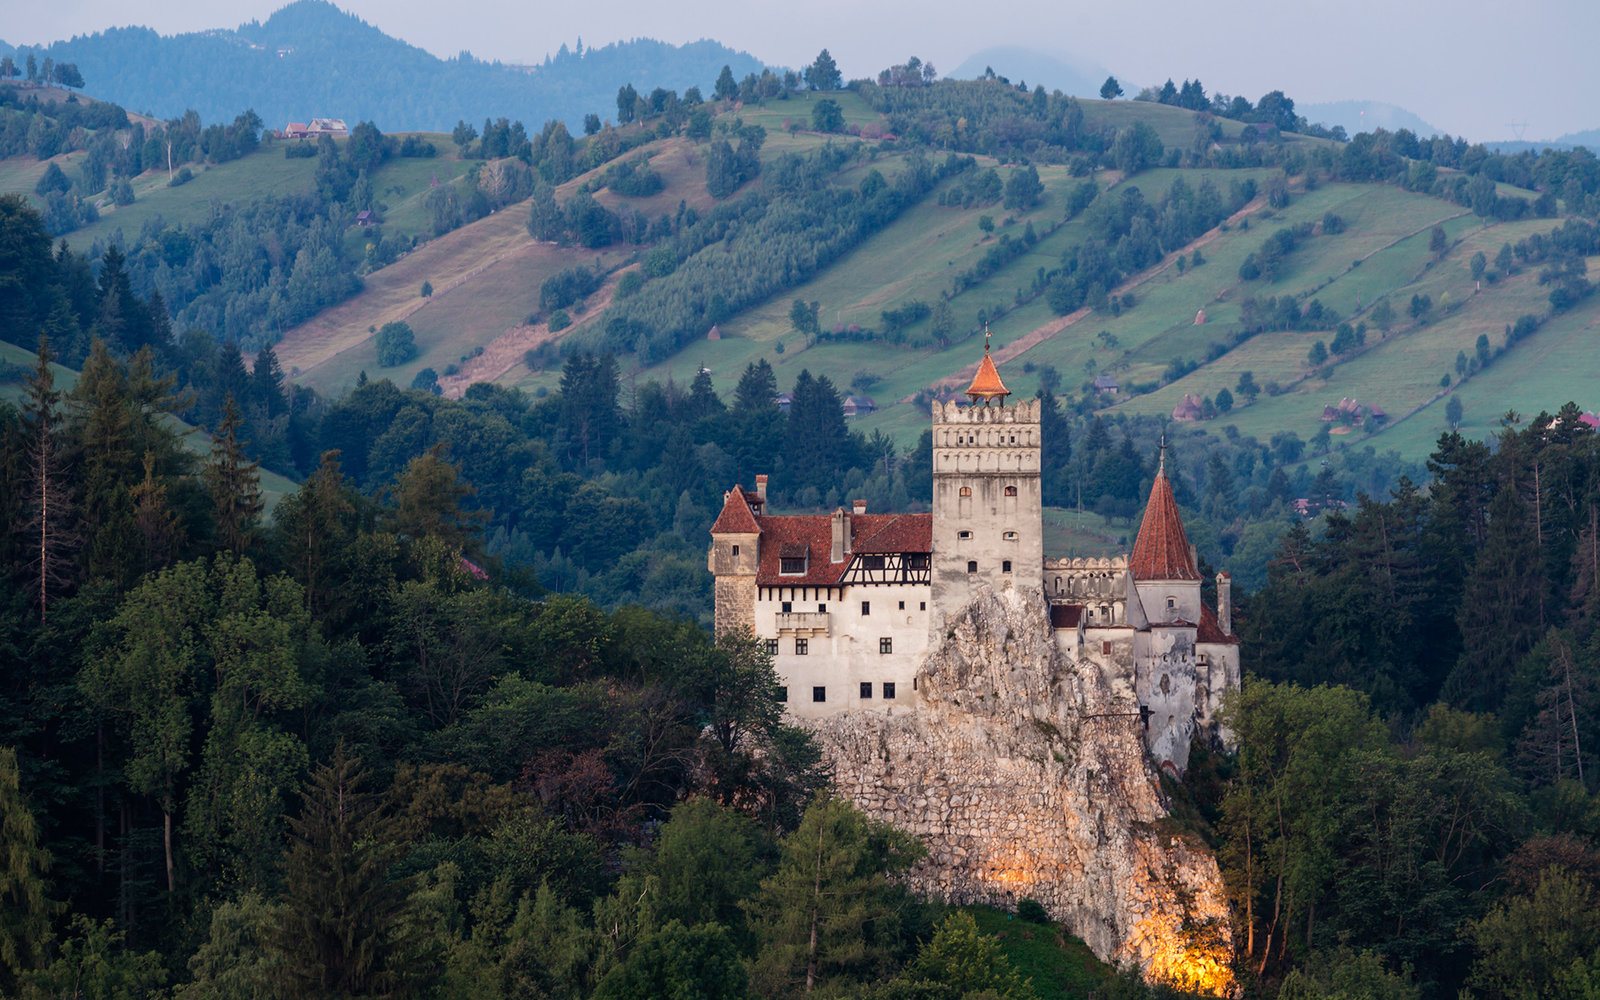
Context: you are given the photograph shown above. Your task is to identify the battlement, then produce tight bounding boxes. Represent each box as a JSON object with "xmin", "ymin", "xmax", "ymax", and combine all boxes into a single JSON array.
[
  {"xmin": 1044, "ymin": 556, "xmax": 1130, "ymax": 571},
  {"xmin": 931, "ymin": 397, "xmax": 1041, "ymax": 425}
]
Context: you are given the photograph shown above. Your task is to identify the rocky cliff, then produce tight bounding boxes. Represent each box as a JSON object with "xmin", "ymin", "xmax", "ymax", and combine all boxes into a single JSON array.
[{"xmin": 807, "ymin": 583, "xmax": 1233, "ymax": 991}]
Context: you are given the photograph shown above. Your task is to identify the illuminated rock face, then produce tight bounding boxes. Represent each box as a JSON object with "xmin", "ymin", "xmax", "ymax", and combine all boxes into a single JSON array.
[{"xmin": 809, "ymin": 582, "xmax": 1234, "ymax": 992}]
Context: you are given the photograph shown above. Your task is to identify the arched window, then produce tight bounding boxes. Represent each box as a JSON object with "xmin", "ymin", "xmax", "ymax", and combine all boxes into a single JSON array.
[
  {"xmin": 1004, "ymin": 485, "xmax": 1018, "ymax": 497},
  {"xmin": 959, "ymin": 486, "xmax": 972, "ymax": 497}
]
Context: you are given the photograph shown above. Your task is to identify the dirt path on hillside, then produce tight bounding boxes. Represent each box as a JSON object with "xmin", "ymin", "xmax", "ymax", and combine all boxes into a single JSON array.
[
  {"xmin": 921, "ymin": 195, "xmax": 1271, "ymax": 395},
  {"xmin": 436, "ymin": 271, "xmax": 628, "ymax": 399}
]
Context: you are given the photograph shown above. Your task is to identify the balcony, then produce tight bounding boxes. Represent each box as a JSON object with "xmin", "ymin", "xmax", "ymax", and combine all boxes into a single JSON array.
[{"xmin": 775, "ymin": 611, "xmax": 831, "ymax": 635}]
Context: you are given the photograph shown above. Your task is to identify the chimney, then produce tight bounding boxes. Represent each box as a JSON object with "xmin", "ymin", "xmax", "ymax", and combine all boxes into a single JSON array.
[
  {"xmin": 755, "ymin": 475, "xmax": 768, "ymax": 506},
  {"xmin": 1216, "ymin": 571, "xmax": 1232, "ymax": 635},
  {"xmin": 852, "ymin": 499, "xmax": 867, "ymax": 515},
  {"xmin": 830, "ymin": 508, "xmax": 848, "ymax": 563}
]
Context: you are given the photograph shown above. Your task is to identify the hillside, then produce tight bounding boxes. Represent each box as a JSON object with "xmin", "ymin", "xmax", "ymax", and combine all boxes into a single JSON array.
[
  {"xmin": 252, "ymin": 85, "xmax": 1600, "ymax": 472},
  {"xmin": 5, "ymin": 0, "xmax": 767, "ymax": 131}
]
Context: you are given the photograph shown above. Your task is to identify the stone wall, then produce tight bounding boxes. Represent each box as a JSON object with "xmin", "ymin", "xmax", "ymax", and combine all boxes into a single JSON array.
[{"xmin": 807, "ymin": 582, "xmax": 1233, "ymax": 991}]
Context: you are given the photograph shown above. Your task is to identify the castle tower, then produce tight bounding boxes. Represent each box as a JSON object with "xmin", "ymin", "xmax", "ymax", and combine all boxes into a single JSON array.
[
  {"xmin": 708, "ymin": 478, "xmax": 764, "ymax": 635},
  {"xmin": 1128, "ymin": 450, "xmax": 1202, "ymax": 623},
  {"xmin": 931, "ymin": 339, "xmax": 1043, "ymax": 618}
]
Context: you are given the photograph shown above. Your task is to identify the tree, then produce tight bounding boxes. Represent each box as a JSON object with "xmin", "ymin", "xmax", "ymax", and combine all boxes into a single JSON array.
[
  {"xmin": 450, "ymin": 120, "xmax": 477, "ymax": 156},
  {"xmin": 420, "ymin": 280, "xmax": 433, "ymax": 298},
  {"xmin": 748, "ymin": 798, "xmax": 925, "ymax": 994},
  {"xmin": 1430, "ymin": 224, "xmax": 1448, "ymax": 256},
  {"xmin": 811, "ymin": 99, "xmax": 845, "ymax": 133},
  {"xmin": 18, "ymin": 336, "xmax": 75, "ymax": 624},
  {"xmin": 583, "ymin": 113, "xmax": 602, "ymax": 136},
  {"xmin": 1471, "ymin": 250, "xmax": 1488, "ymax": 282},
  {"xmin": 1003, "ymin": 165, "xmax": 1043, "ymax": 211},
  {"xmin": 272, "ymin": 747, "xmax": 433, "ymax": 1000},
  {"xmin": 805, "ymin": 49, "xmax": 842, "ymax": 91},
  {"xmin": 594, "ymin": 921, "xmax": 747, "ymax": 1000},
  {"xmin": 375, "ymin": 321, "xmax": 418, "ymax": 367},
  {"xmin": 902, "ymin": 911, "xmax": 1038, "ymax": 999},
  {"xmin": 206, "ymin": 395, "xmax": 263, "ymax": 555},
  {"xmin": 1467, "ymin": 868, "xmax": 1600, "ymax": 1000},
  {"xmin": 1446, "ymin": 394, "xmax": 1464, "ymax": 429},
  {"xmin": 1236, "ymin": 371, "xmax": 1260, "ymax": 404},
  {"xmin": 251, "ymin": 343, "xmax": 287, "ymax": 418},
  {"xmin": 1371, "ymin": 297, "xmax": 1395, "ymax": 333},
  {"xmin": 615, "ymin": 83, "xmax": 638, "ymax": 124},
  {"xmin": 1216, "ymin": 387, "xmax": 1235, "ymax": 413},
  {"xmin": 714, "ymin": 65, "xmax": 738, "ymax": 102},
  {"xmin": 0, "ymin": 748, "xmax": 58, "ymax": 992},
  {"xmin": 1100, "ymin": 76, "xmax": 1123, "ymax": 100}
]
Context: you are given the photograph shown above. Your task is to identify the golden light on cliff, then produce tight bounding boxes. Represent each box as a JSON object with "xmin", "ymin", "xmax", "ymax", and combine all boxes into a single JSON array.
[
  {"xmin": 979, "ymin": 844, "xmax": 1041, "ymax": 886},
  {"xmin": 1124, "ymin": 914, "xmax": 1235, "ymax": 996}
]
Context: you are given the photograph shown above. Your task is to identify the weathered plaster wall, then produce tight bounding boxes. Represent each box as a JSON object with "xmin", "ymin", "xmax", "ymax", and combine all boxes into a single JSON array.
[{"xmin": 808, "ymin": 583, "xmax": 1232, "ymax": 991}]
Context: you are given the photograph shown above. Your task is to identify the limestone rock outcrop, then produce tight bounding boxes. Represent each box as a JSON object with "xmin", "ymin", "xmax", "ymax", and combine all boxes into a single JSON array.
[{"xmin": 807, "ymin": 583, "xmax": 1233, "ymax": 991}]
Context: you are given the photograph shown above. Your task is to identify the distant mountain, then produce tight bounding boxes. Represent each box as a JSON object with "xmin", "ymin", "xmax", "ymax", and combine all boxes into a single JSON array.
[
  {"xmin": 1486, "ymin": 127, "xmax": 1600, "ymax": 154},
  {"xmin": 1298, "ymin": 100, "xmax": 1441, "ymax": 138},
  {"xmin": 947, "ymin": 46, "xmax": 1110, "ymax": 97},
  {"xmin": 3, "ymin": 0, "xmax": 768, "ymax": 131}
]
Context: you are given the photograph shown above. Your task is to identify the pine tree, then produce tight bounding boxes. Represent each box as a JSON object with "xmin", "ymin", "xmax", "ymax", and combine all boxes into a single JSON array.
[
  {"xmin": 273, "ymin": 747, "xmax": 432, "ymax": 1000},
  {"xmin": 0, "ymin": 747, "xmax": 59, "ymax": 992},
  {"xmin": 206, "ymin": 395, "xmax": 263, "ymax": 556},
  {"xmin": 18, "ymin": 336, "xmax": 76, "ymax": 623},
  {"xmin": 251, "ymin": 343, "xmax": 288, "ymax": 419},
  {"xmin": 276, "ymin": 450, "xmax": 357, "ymax": 616},
  {"xmin": 1444, "ymin": 484, "xmax": 1544, "ymax": 712}
]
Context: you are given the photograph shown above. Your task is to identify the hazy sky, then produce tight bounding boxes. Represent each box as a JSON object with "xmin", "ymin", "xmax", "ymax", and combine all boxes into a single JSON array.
[{"xmin": 11, "ymin": 0, "xmax": 1598, "ymax": 141}]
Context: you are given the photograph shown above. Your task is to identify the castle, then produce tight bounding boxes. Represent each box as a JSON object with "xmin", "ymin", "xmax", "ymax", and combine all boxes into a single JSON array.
[{"xmin": 708, "ymin": 343, "xmax": 1239, "ymax": 773}]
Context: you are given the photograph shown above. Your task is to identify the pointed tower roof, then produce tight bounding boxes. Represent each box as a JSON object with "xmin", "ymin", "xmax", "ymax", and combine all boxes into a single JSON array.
[
  {"xmin": 710, "ymin": 483, "xmax": 762, "ymax": 535},
  {"xmin": 965, "ymin": 328, "xmax": 1010, "ymax": 403},
  {"xmin": 1130, "ymin": 452, "xmax": 1200, "ymax": 581}
]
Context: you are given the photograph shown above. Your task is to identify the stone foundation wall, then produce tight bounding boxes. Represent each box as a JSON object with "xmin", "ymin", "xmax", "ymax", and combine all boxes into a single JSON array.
[
  {"xmin": 713, "ymin": 575, "xmax": 756, "ymax": 636},
  {"xmin": 808, "ymin": 583, "xmax": 1233, "ymax": 991}
]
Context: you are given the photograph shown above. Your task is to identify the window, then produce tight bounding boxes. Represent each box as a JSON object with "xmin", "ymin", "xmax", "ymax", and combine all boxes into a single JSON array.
[
  {"xmin": 765, "ymin": 639, "xmax": 779, "ymax": 656},
  {"xmin": 919, "ymin": 601, "xmax": 926, "ymax": 611},
  {"xmin": 780, "ymin": 556, "xmax": 806, "ymax": 575},
  {"xmin": 818, "ymin": 604, "xmax": 826, "ymax": 612},
  {"xmin": 1166, "ymin": 597, "xmax": 1176, "ymax": 610},
  {"xmin": 959, "ymin": 486, "xmax": 972, "ymax": 497},
  {"xmin": 861, "ymin": 601, "xmax": 870, "ymax": 616},
  {"xmin": 1004, "ymin": 485, "xmax": 1017, "ymax": 497},
  {"xmin": 731, "ymin": 544, "xmax": 740, "ymax": 557},
  {"xmin": 898, "ymin": 601, "xmax": 905, "ymax": 610},
  {"xmin": 813, "ymin": 686, "xmax": 826, "ymax": 703},
  {"xmin": 883, "ymin": 682, "xmax": 896, "ymax": 699},
  {"xmin": 880, "ymin": 637, "xmax": 893, "ymax": 654},
  {"xmin": 776, "ymin": 686, "xmax": 787, "ymax": 702},
  {"xmin": 861, "ymin": 554, "xmax": 885, "ymax": 570},
  {"xmin": 958, "ymin": 530, "xmax": 972, "ymax": 539},
  {"xmin": 908, "ymin": 553, "xmax": 930, "ymax": 569},
  {"xmin": 1102, "ymin": 640, "xmax": 1112, "ymax": 655},
  {"xmin": 781, "ymin": 601, "xmax": 792, "ymax": 613},
  {"xmin": 967, "ymin": 560, "xmax": 978, "ymax": 573},
  {"xmin": 1003, "ymin": 560, "xmax": 1012, "ymax": 573},
  {"xmin": 795, "ymin": 638, "xmax": 809, "ymax": 655},
  {"xmin": 860, "ymin": 682, "xmax": 873, "ymax": 699},
  {"xmin": 1004, "ymin": 531, "xmax": 1018, "ymax": 540}
]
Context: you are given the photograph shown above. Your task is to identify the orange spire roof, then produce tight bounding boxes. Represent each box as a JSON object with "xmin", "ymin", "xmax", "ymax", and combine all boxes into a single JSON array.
[
  {"xmin": 965, "ymin": 330, "xmax": 1010, "ymax": 403},
  {"xmin": 710, "ymin": 483, "xmax": 762, "ymax": 535},
  {"xmin": 1130, "ymin": 461, "xmax": 1200, "ymax": 581}
]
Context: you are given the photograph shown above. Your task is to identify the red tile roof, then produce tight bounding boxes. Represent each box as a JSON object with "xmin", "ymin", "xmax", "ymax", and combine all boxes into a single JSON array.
[
  {"xmin": 965, "ymin": 346, "xmax": 1010, "ymax": 401},
  {"xmin": 1130, "ymin": 466, "xmax": 1200, "ymax": 580},
  {"xmin": 1198, "ymin": 603, "xmax": 1239, "ymax": 644},
  {"xmin": 710, "ymin": 485, "xmax": 762, "ymax": 535},
  {"xmin": 1050, "ymin": 604, "xmax": 1084, "ymax": 629},
  {"xmin": 750, "ymin": 512, "xmax": 932, "ymax": 586}
]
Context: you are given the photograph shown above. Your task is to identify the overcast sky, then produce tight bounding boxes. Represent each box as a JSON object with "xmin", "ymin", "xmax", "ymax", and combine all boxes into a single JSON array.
[{"xmin": 11, "ymin": 0, "xmax": 1598, "ymax": 142}]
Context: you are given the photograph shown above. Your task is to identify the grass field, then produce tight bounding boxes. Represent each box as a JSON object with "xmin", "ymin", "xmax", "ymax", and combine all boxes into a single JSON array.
[{"xmin": 962, "ymin": 905, "xmax": 1107, "ymax": 1000}]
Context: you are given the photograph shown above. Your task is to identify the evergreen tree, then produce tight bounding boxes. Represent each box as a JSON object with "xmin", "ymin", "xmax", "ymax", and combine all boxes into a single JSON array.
[
  {"xmin": 1444, "ymin": 484, "xmax": 1545, "ymax": 712},
  {"xmin": 0, "ymin": 747, "xmax": 58, "ymax": 992},
  {"xmin": 273, "ymin": 747, "xmax": 433, "ymax": 1000},
  {"xmin": 274, "ymin": 450, "xmax": 357, "ymax": 617},
  {"xmin": 206, "ymin": 395, "xmax": 263, "ymax": 556},
  {"xmin": 783, "ymin": 370, "xmax": 855, "ymax": 497},
  {"xmin": 385, "ymin": 445, "xmax": 488, "ymax": 558},
  {"xmin": 18, "ymin": 336, "xmax": 75, "ymax": 623},
  {"xmin": 251, "ymin": 344, "xmax": 288, "ymax": 419}
]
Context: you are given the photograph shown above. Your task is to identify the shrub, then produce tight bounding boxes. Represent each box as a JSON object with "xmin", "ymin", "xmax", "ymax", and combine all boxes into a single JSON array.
[
  {"xmin": 548, "ymin": 309, "xmax": 572, "ymax": 332},
  {"xmin": 1016, "ymin": 899, "xmax": 1050, "ymax": 924}
]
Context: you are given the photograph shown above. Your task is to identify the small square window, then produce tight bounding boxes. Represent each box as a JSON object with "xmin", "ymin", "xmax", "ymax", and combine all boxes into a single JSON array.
[
  {"xmin": 958, "ymin": 530, "xmax": 972, "ymax": 539},
  {"xmin": 920, "ymin": 601, "xmax": 926, "ymax": 611},
  {"xmin": 898, "ymin": 601, "xmax": 905, "ymax": 610},
  {"xmin": 860, "ymin": 682, "xmax": 873, "ymax": 699},
  {"xmin": 880, "ymin": 637, "xmax": 893, "ymax": 654},
  {"xmin": 967, "ymin": 560, "xmax": 978, "ymax": 573},
  {"xmin": 812, "ymin": 686, "xmax": 826, "ymax": 703},
  {"xmin": 1003, "ymin": 560, "xmax": 1012, "ymax": 573},
  {"xmin": 795, "ymin": 638, "xmax": 809, "ymax": 655},
  {"xmin": 1166, "ymin": 597, "xmax": 1176, "ymax": 610},
  {"xmin": 818, "ymin": 604, "xmax": 826, "ymax": 613},
  {"xmin": 776, "ymin": 685, "xmax": 787, "ymax": 702},
  {"xmin": 861, "ymin": 601, "xmax": 870, "ymax": 616},
  {"xmin": 781, "ymin": 601, "xmax": 792, "ymax": 613},
  {"xmin": 731, "ymin": 544, "xmax": 740, "ymax": 557},
  {"xmin": 884, "ymin": 682, "xmax": 897, "ymax": 699},
  {"xmin": 765, "ymin": 639, "xmax": 779, "ymax": 656}
]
